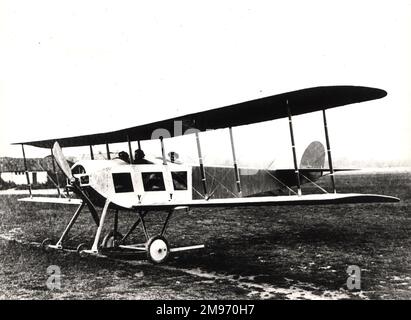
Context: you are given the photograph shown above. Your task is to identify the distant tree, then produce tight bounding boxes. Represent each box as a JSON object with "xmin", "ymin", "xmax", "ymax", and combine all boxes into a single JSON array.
[{"xmin": 0, "ymin": 174, "xmax": 17, "ymax": 190}]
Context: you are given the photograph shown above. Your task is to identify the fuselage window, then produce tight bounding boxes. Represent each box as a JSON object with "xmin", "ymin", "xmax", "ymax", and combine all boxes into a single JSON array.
[
  {"xmin": 72, "ymin": 165, "xmax": 86, "ymax": 175},
  {"xmin": 171, "ymin": 171, "xmax": 187, "ymax": 190},
  {"xmin": 142, "ymin": 172, "xmax": 166, "ymax": 192},
  {"xmin": 112, "ymin": 173, "xmax": 134, "ymax": 193}
]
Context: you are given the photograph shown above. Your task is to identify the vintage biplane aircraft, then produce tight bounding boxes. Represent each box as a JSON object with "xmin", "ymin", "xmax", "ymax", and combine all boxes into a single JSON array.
[{"xmin": 14, "ymin": 86, "xmax": 399, "ymax": 264}]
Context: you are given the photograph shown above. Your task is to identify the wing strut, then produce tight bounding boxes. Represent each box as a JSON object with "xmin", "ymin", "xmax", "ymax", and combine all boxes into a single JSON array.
[
  {"xmin": 286, "ymin": 101, "xmax": 302, "ymax": 196},
  {"xmin": 159, "ymin": 136, "xmax": 167, "ymax": 165},
  {"xmin": 105, "ymin": 143, "xmax": 111, "ymax": 160},
  {"xmin": 195, "ymin": 132, "xmax": 208, "ymax": 198},
  {"xmin": 127, "ymin": 135, "xmax": 134, "ymax": 163},
  {"xmin": 89, "ymin": 145, "xmax": 94, "ymax": 160},
  {"xmin": 50, "ymin": 147, "xmax": 62, "ymax": 197},
  {"xmin": 322, "ymin": 109, "xmax": 336, "ymax": 193},
  {"xmin": 229, "ymin": 127, "xmax": 242, "ymax": 196},
  {"xmin": 21, "ymin": 144, "xmax": 32, "ymax": 198}
]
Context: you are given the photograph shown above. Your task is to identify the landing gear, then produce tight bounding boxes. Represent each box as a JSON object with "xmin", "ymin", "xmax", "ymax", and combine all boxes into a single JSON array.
[
  {"xmin": 113, "ymin": 207, "xmax": 204, "ymax": 264},
  {"xmin": 41, "ymin": 200, "xmax": 204, "ymax": 264},
  {"xmin": 146, "ymin": 235, "xmax": 169, "ymax": 264}
]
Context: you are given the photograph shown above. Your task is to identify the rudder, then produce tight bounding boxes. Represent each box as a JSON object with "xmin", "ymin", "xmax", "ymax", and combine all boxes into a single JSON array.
[{"xmin": 300, "ymin": 141, "xmax": 325, "ymax": 169}]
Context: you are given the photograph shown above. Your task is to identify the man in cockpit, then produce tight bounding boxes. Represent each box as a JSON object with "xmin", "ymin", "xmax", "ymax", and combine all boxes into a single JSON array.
[
  {"xmin": 134, "ymin": 149, "xmax": 152, "ymax": 164},
  {"xmin": 118, "ymin": 151, "xmax": 130, "ymax": 163}
]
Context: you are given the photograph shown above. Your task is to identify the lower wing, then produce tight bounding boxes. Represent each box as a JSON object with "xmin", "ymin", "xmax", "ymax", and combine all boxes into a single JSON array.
[
  {"xmin": 18, "ymin": 193, "xmax": 399, "ymax": 210},
  {"xmin": 129, "ymin": 193, "xmax": 399, "ymax": 210}
]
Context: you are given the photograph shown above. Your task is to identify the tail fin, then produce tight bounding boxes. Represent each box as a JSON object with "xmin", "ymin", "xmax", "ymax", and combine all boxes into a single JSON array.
[{"xmin": 300, "ymin": 141, "xmax": 325, "ymax": 169}]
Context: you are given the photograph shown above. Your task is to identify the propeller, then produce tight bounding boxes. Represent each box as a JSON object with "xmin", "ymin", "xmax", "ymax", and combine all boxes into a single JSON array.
[
  {"xmin": 52, "ymin": 142, "xmax": 75, "ymax": 182},
  {"xmin": 52, "ymin": 141, "xmax": 100, "ymax": 226}
]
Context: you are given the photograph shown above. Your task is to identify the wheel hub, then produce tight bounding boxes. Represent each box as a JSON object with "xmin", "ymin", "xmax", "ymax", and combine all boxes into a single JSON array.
[{"xmin": 147, "ymin": 236, "xmax": 169, "ymax": 264}]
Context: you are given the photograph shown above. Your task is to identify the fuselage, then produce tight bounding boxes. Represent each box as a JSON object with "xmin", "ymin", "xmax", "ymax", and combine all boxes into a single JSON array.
[{"xmin": 71, "ymin": 157, "xmax": 322, "ymax": 209}]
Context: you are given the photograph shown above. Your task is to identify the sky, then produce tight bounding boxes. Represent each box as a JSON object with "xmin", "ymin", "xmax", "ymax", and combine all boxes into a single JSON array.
[{"xmin": 0, "ymin": 0, "xmax": 410, "ymax": 168}]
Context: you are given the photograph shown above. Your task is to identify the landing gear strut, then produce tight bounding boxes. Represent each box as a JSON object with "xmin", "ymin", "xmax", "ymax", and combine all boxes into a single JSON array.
[{"xmin": 101, "ymin": 210, "xmax": 123, "ymax": 248}]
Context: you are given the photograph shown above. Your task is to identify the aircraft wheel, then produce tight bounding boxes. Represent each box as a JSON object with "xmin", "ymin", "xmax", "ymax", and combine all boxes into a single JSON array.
[
  {"xmin": 146, "ymin": 235, "xmax": 170, "ymax": 264},
  {"xmin": 41, "ymin": 238, "xmax": 52, "ymax": 252},
  {"xmin": 76, "ymin": 243, "xmax": 88, "ymax": 257},
  {"xmin": 101, "ymin": 231, "xmax": 123, "ymax": 248}
]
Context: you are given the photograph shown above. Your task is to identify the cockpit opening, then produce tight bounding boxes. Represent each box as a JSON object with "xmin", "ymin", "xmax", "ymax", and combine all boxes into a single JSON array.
[{"xmin": 72, "ymin": 164, "xmax": 86, "ymax": 175}]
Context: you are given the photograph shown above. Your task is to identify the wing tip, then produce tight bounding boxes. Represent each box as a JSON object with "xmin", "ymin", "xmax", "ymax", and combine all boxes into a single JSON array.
[
  {"xmin": 371, "ymin": 87, "xmax": 388, "ymax": 100},
  {"xmin": 352, "ymin": 194, "xmax": 400, "ymax": 203}
]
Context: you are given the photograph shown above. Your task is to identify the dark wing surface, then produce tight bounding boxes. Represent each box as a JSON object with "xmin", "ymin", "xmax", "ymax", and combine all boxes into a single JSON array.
[{"xmin": 14, "ymin": 86, "xmax": 386, "ymax": 149}]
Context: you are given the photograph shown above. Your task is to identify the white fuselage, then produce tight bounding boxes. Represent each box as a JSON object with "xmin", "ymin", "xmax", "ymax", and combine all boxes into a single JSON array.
[{"xmin": 72, "ymin": 159, "xmax": 192, "ymax": 209}]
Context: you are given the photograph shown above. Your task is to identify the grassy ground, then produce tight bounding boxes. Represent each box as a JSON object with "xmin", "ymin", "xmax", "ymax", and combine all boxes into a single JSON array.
[{"xmin": 0, "ymin": 171, "xmax": 410, "ymax": 299}]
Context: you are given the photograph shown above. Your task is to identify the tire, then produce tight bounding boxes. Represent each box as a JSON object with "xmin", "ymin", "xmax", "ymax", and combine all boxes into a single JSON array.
[
  {"xmin": 76, "ymin": 243, "xmax": 88, "ymax": 257},
  {"xmin": 41, "ymin": 238, "xmax": 52, "ymax": 252},
  {"xmin": 101, "ymin": 230, "xmax": 123, "ymax": 248},
  {"xmin": 146, "ymin": 235, "xmax": 170, "ymax": 264}
]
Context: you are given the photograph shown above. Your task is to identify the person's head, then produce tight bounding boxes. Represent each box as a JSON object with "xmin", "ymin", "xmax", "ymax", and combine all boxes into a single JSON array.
[
  {"xmin": 118, "ymin": 151, "xmax": 130, "ymax": 162},
  {"xmin": 134, "ymin": 149, "xmax": 145, "ymax": 160},
  {"xmin": 168, "ymin": 151, "xmax": 179, "ymax": 163}
]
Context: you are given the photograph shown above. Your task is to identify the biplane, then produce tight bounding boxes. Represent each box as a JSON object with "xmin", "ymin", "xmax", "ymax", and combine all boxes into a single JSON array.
[{"xmin": 14, "ymin": 86, "xmax": 399, "ymax": 264}]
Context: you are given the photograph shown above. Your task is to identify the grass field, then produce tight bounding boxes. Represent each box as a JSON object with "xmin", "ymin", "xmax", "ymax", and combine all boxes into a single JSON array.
[{"xmin": 0, "ymin": 171, "xmax": 410, "ymax": 299}]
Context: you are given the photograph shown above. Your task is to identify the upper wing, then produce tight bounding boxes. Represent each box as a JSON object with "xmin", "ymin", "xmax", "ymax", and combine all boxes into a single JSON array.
[{"xmin": 14, "ymin": 86, "xmax": 386, "ymax": 149}]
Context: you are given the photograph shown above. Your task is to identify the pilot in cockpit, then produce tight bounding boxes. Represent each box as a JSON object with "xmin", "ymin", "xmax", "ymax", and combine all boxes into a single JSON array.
[
  {"xmin": 134, "ymin": 149, "xmax": 152, "ymax": 164},
  {"xmin": 118, "ymin": 151, "xmax": 130, "ymax": 163}
]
